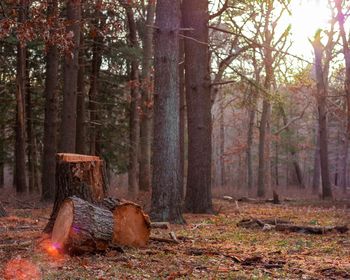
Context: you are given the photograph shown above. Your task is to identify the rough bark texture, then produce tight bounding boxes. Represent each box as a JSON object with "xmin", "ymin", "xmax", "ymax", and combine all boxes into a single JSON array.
[
  {"xmin": 312, "ymin": 33, "xmax": 333, "ymax": 199},
  {"xmin": 183, "ymin": 0, "xmax": 212, "ymax": 213},
  {"xmin": 15, "ymin": 0, "xmax": 28, "ymax": 193},
  {"xmin": 150, "ymin": 0, "xmax": 184, "ymax": 223},
  {"xmin": 42, "ymin": 0, "xmax": 59, "ymax": 201},
  {"xmin": 45, "ymin": 153, "xmax": 108, "ymax": 232},
  {"xmin": 59, "ymin": 0, "xmax": 81, "ymax": 152},
  {"xmin": 51, "ymin": 196, "xmax": 113, "ymax": 254},
  {"xmin": 139, "ymin": 1, "xmax": 155, "ymax": 192}
]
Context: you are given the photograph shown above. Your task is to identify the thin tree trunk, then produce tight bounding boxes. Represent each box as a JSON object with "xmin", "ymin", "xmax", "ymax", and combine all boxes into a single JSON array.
[
  {"xmin": 219, "ymin": 97, "xmax": 225, "ymax": 187},
  {"xmin": 59, "ymin": 0, "xmax": 81, "ymax": 153},
  {"xmin": 335, "ymin": 0, "xmax": 350, "ymax": 193},
  {"xmin": 150, "ymin": 0, "xmax": 184, "ymax": 223},
  {"xmin": 312, "ymin": 129, "xmax": 321, "ymax": 194},
  {"xmin": 42, "ymin": 0, "xmax": 59, "ymax": 201},
  {"xmin": 246, "ymin": 106, "xmax": 255, "ymax": 189},
  {"xmin": 183, "ymin": 0, "xmax": 212, "ymax": 213},
  {"xmin": 120, "ymin": 1, "xmax": 140, "ymax": 195},
  {"xmin": 15, "ymin": 0, "xmax": 28, "ymax": 193},
  {"xmin": 139, "ymin": 1, "xmax": 155, "ymax": 192},
  {"xmin": 89, "ymin": 0, "xmax": 104, "ymax": 156},
  {"xmin": 312, "ymin": 33, "xmax": 333, "ymax": 199},
  {"xmin": 76, "ymin": 34, "xmax": 86, "ymax": 154}
]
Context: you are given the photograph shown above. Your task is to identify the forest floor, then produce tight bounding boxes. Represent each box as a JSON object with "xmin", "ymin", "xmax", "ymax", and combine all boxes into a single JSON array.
[{"xmin": 0, "ymin": 197, "xmax": 349, "ymax": 279}]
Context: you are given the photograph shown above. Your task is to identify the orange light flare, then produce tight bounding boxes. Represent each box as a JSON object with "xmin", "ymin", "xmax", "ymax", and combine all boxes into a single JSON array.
[{"xmin": 37, "ymin": 236, "xmax": 65, "ymax": 260}]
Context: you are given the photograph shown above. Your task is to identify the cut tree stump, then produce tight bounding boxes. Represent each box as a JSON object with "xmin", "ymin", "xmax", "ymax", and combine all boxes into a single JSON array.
[
  {"xmin": 51, "ymin": 196, "xmax": 113, "ymax": 254},
  {"xmin": 0, "ymin": 202, "xmax": 7, "ymax": 217},
  {"xmin": 51, "ymin": 196, "xmax": 151, "ymax": 254},
  {"xmin": 44, "ymin": 153, "xmax": 108, "ymax": 232}
]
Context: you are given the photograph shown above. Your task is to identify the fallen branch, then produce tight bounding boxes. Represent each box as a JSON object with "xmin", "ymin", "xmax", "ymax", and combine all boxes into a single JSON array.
[
  {"xmin": 150, "ymin": 236, "xmax": 179, "ymax": 244},
  {"xmin": 151, "ymin": 222, "xmax": 170, "ymax": 229}
]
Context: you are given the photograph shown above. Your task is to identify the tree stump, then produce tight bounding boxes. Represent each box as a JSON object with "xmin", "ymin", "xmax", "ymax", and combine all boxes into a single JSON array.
[
  {"xmin": 0, "ymin": 202, "xmax": 7, "ymax": 217},
  {"xmin": 51, "ymin": 196, "xmax": 113, "ymax": 254},
  {"xmin": 44, "ymin": 153, "xmax": 108, "ymax": 232}
]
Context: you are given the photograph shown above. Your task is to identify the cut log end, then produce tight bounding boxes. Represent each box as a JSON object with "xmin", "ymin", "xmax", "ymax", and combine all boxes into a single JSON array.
[
  {"xmin": 51, "ymin": 200, "xmax": 74, "ymax": 250},
  {"xmin": 113, "ymin": 203, "xmax": 151, "ymax": 247}
]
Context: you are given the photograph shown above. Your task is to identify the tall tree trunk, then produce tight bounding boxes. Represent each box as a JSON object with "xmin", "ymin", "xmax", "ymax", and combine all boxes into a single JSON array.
[
  {"xmin": 59, "ymin": 0, "xmax": 81, "ymax": 153},
  {"xmin": 246, "ymin": 105, "xmax": 255, "ymax": 189},
  {"xmin": 15, "ymin": 0, "xmax": 28, "ymax": 193},
  {"xmin": 89, "ymin": 1, "xmax": 104, "ymax": 156},
  {"xmin": 219, "ymin": 97, "xmax": 225, "ymax": 187},
  {"xmin": 120, "ymin": 1, "xmax": 140, "ymax": 195},
  {"xmin": 76, "ymin": 34, "xmax": 86, "ymax": 154},
  {"xmin": 183, "ymin": 0, "xmax": 212, "ymax": 213},
  {"xmin": 312, "ymin": 129, "xmax": 321, "ymax": 194},
  {"xmin": 139, "ymin": 1, "xmax": 155, "ymax": 192},
  {"xmin": 257, "ymin": 2, "xmax": 273, "ymax": 198},
  {"xmin": 150, "ymin": 0, "xmax": 184, "ymax": 223},
  {"xmin": 179, "ymin": 18, "xmax": 186, "ymax": 199},
  {"xmin": 42, "ymin": 0, "xmax": 59, "ymax": 201},
  {"xmin": 335, "ymin": 0, "xmax": 350, "ymax": 193},
  {"xmin": 312, "ymin": 33, "xmax": 333, "ymax": 199},
  {"xmin": 25, "ymin": 50, "xmax": 39, "ymax": 193}
]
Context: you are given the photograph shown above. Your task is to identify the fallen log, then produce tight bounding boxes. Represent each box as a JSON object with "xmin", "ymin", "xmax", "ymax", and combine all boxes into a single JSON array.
[
  {"xmin": 51, "ymin": 196, "xmax": 113, "ymax": 254},
  {"xmin": 0, "ymin": 202, "xmax": 7, "ymax": 217},
  {"xmin": 45, "ymin": 153, "xmax": 108, "ymax": 232},
  {"xmin": 237, "ymin": 218, "xmax": 349, "ymax": 234},
  {"xmin": 51, "ymin": 196, "xmax": 151, "ymax": 254},
  {"xmin": 275, "ymin": 224, "xmax": 349, "ymax": 234}
]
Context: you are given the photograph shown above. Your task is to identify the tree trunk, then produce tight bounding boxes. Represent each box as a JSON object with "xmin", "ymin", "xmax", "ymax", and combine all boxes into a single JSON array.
[
  {"xmin": 139, "ymin": 1, "xmax": 155, "ymax": 192},
  {"xmin": 150, "ymin": 0, "xmax": 184, "ymax": 223},
  {"xmin": 76, "ymin": 34, "xmax": 86, "ymax": 155},
  {"xmin": 335, "ymin": 0, "xmax": 350, "ymax": 194},
  {"xmin": 15, "ymin": 0, "xmax": 28, "ymax": 193},
  {"xmin": 179, "ymin": 14, "xmax": 186, "ymax": 199},
  {"xmin": 183, "ymin": 0, "xmax": 212, "ymax": 213},
  {"xmin": 120, "ymin": 1, "xmax": 141, "ymax": 196},
  {"xmin": 312, "ymin": 33, "xmax": 333, "ymax": 199},
  {"xmin": 89, "ymin": 0, "xmax": 104, "ymax": 155},
  {"xmin": 42, "ymin": 0, "xmax": 59, "ymax": 201},
  {"xmin": 312, "ymin": 129, "xmax": 321, "ymax": 194},
  {"xmin": 59, "ymin": 0, "xmax": 81, "ymax": 153},
  {"xmin": 246, "ymin": 106, "xmax": 255, "ymax": 189},
  {"xmin": 44, "ymin": 153, "xmax": 108, "ymax": 232},
  {"xmin": 219, "ymin": 97, "xmax": 225, "ymax": 187}
]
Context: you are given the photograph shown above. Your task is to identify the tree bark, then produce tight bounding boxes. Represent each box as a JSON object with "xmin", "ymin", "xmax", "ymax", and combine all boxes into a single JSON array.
[
  {"xmin": 312, "ymin": 129, "xmax": 321, "ymax": 194},
  {"xmin": 44, "ymin": 153, "xmax": 108, "ymax": 232},
  {"xmin": 0, "ymin": 124, "xmax": 4, "ymax": 188},
  {"xmin": 89, "ymin": 0, "xmax": 104, "ymax": 155},
  {"xmin": 59, "ymin": 0, "xmax": 81, "ymax": 153},
  {"xmin": 120, "ymin": 1, "xmax": 141, "ymax": 195},
  {"xmin": 335, "ymin": 0, "xmax": 350, "ymax": 193},
  {"xmin": 312, "ymin": 33, "xmax": 333, "ymax": 199},
  {"xmin": 42, "ymin": 0, "xmax": 59, "ymax": 201},
  {"xmin": 139, "ymin": 1, "xmax": 155, "ymax": 192},
  {"xmin": 15, "ymin": 0, "xmax": 28, "ymax": 193},
  {"xmin": 150, "ymin": 0, "xmax": 184, "ymax": 223},
  {"xmin": 76, "ymin": 34, "xmax": 87, "ymax": 155},
  {"xmin": 183, "ymin": 0, "xmax": 212, "ymax": 213}
]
